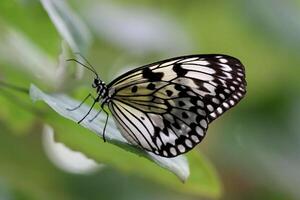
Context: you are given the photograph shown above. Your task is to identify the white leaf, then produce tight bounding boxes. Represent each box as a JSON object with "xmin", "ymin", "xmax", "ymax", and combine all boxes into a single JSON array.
[
  {"xmin": 30, "ymin": 84, "xmax": 190, "ymax": 181},
  {"xmin": 42, "ymin": 124, "xmax": 103, "ymax": 174},
  {"xmin": 40, "ymin": 0, "xmax": 91, "ymax": 53},
  {"xmin": 40, "ymin": 0, "xmax": 92, "ymax": 78},
  {"xmin": 0, "ymin": 26, "xmax": 59, "ymax": 85}
]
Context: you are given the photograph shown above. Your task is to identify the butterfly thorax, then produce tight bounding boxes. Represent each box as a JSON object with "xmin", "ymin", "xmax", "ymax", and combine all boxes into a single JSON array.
[{"xmin": 92, "ymin": 78, "xmax": 110, "ymax": 104}]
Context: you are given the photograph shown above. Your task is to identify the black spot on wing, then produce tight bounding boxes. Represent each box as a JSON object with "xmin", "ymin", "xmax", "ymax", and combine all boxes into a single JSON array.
[
  {"xmin": 142, "ymin": 68, "xmax": 163, "ymax": 81},
  {"xmin": 174, "ymin": 84, "xmax": 186, "ymax": 91},
  {"xmin": 182, "ymin": 112, "xmax": 188, "ymax": 118},
  {"xmin": 191, "ymin": 79, "xmax": 204, "ymax": 88},
  {"xmin": 178, "ymin": 101, "xmax": 185, "ymax": 107},
  {"xmin": 173, "ymin": 121, "xmax": 181, "ymax": 129},
  {"xmin": 146, "ymin": 83, "xmax": 156, "ymax": 90},
  {"xmin": 131, "ymin": 85, "xmax": 138, "ymax": 93},
  {"xmin": 173, "ymin": 63, "xmax": 187, "ymax": 76},
  {"xmin": 166, "ymin": 90, "xmax": 173, "ymax": 97}
]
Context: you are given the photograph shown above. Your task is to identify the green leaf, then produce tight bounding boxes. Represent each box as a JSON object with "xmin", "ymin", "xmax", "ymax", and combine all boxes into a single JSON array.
[
  {"xmin": 29, "ymin": 84, "xmax": 222, "ymax": 198},
  {"xmin": 29, "ymin": 84, "xmax": 190, "ymax": 181}
]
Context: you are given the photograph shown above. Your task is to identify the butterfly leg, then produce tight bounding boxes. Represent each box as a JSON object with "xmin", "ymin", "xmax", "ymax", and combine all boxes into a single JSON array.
[
  {"xmin": 88, "ymin": 108, "xmax": 102, "ymax": 122},
  {"xmin": 101, "ymin": 104, "xmax": 109, "ymax": 142},
  {"xmin": 77, "ymin": 96, "xmax": 100, "ymax": 124},
  {"xmin": 67, "ymin": 93, "xmax": 94, "ymax": 111}
]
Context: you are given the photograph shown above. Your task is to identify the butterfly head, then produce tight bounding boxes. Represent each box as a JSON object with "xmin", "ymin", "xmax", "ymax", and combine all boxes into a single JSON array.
[
  {"xmin": 92, "ymin": 77, "xmax": 101, "ymax": 88},
  {"xmin": 67, "ymin": 55, "xmax": 109, "ymax": 100}
]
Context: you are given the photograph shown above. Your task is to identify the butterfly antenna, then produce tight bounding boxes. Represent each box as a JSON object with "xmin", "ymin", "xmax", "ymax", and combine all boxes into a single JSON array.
[
  {"xmin": 66, "ymin": 58, "xmax": 99, "ymax": 79},
  {"xmin": 73, "ymin": 53, "xmax": 99, "ymax": 77}
]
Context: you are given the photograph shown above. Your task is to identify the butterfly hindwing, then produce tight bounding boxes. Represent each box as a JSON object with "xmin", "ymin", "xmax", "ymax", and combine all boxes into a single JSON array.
[
  {"xmin": 109, "ymin": 83, "xmax": 208, "ymax": 157},
  {"xmin": 107, "ymin": 54, "xmax": 246, "ymax": 157}
]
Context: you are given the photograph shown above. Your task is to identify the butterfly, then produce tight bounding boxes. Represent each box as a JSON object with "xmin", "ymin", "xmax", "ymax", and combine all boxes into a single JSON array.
[{"xmin": 68, "ymin": 54, "xmax": 247, "ymax": 157}]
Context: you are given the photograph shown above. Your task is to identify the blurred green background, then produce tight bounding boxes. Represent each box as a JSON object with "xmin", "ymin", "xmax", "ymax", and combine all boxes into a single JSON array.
[{"xmin": 1, "ymin": 0, "xmax": 300, "ymax": 199}]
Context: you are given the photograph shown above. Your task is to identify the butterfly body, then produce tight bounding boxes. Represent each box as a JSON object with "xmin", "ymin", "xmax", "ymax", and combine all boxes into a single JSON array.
[{"xmin": 80, "ymin": 54, "xmax": 246, "ymax": 157}]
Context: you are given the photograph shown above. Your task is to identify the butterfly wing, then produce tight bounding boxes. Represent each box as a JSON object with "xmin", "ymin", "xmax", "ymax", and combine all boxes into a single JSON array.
[{"xmin": 107, "ymin": 54, "xmax": 246, "ymax": 157}]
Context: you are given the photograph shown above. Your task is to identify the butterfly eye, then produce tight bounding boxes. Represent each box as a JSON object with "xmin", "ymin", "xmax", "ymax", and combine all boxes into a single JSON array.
[{"xmin": 92, "ymin": 79, "xmax": 99, "ymax": 88}]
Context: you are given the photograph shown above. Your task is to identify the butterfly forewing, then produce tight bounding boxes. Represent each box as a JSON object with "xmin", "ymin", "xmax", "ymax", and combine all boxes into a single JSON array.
[{"xmin": 107, "ymin": 54, "xmax": 246, "ymax": 157}]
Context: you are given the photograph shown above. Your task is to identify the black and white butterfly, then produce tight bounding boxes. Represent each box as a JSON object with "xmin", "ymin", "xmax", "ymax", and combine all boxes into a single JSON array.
[{"xmin": 68, "ymin": 54, "xmax": 247, "ymax": 157}]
